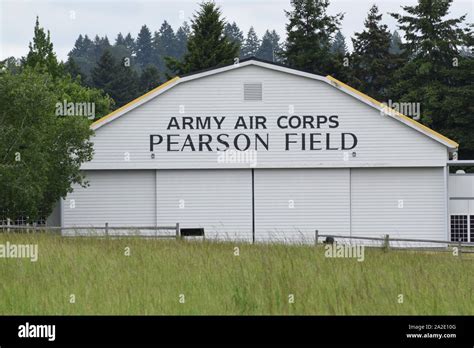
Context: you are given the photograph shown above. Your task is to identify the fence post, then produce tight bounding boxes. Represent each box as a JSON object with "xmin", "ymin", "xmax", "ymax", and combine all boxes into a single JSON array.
[
  {"xmin": 383, "ymin": 234, "xmax": 390, "ymax": 252},
  {"xmin": 7, "ymin": 218, "xmax": 10, "ymax": 233},
  {"xmin": 458, "ymin": 240, "xmax": 462, "ymax": 259},
  {"xmin": 176, "ymin": 223, "xmax": 180, "ymax": 240},
  {"xmin": 315, "ymin": 230, "xmax": 319, "ymax": 246},
  {"xmin": 105, "ymin": 222, "xmax": 109, "ymax": 238}
]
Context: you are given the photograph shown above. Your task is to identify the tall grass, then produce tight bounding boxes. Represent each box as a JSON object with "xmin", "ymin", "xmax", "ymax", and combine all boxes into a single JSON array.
[{"xmin": 0, "ymin": 234, "xmax": 472, "ymax": 315}]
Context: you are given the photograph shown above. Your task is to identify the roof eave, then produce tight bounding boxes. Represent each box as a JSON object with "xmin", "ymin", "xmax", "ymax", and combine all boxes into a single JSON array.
[{"xmin": 324, "ymin": 76, "xmax": 459, "ymax": 150}]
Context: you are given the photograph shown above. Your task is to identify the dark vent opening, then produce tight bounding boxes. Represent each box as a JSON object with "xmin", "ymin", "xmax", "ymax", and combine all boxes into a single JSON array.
[{"xmin": 180, "ymin": 228, "xmax": 205, "ymax": 237}]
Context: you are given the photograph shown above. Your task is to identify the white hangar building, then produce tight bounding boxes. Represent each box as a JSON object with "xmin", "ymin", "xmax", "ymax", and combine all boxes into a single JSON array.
[{"xmin": 55, "ymin": 58, "xmax": 470, "ymax": 243}]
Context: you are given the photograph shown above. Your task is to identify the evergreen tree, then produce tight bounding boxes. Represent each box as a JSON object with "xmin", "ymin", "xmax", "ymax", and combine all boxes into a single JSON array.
[
  {"xmin": 329, "ymin": 31, "xmax": 352, "ymax": 83},
  {"xmin": 70, "ymin": 35, "xmax": 85, "ymax": 56},
  {"xmin": 166, "ymin": 1, "xmax": 239, "ymax": 75},
  {"xmin": 154, "ymin": 21, "xmax": 177, "ymax": 71},
  {"xmin": 68, "ymin": 34, "xmax": 95, "ymax": 84},
  {"xmin": 139, "ymin": 65, "xmax": 161, "ymax": 94},
  {"xmin": 351, "ymin": 5, "xmax": 397, "ymax": 101},
  {"xmin": 91, "ymin": 50, "xmax": 117, "ymax": 91},
  {"xmin": 123, "ymin": 33, "xmax": 136, "ymax": 54},
  {"xmin": 22, "ymin": 16, "xmax": 61, "ymax": 77},
  {"xmin": 115, "ymin": 33, "xmax": 137, "ymax": 71},
  {"xmin": 282, "ymin": 0, "xmax": 343, "ymax": 75},
  {"xmin": 111, "ymin": 32, "xmax": 135, "ymax": 72},
  {"xmin": 92, "ymin": 50, "xmax": 139, "ymax": 108},
  {"xmin": 389, "ymin": 30, "xmax": 403, "ymax": 55},
  {"xmin": 391, "ymin": 0, "xmax": 469, "ymax": 62},
  {"xmin": 64, "ymin": 57, "xmax": 82, "ymax": 79},
  {"xmin": 241, "ymin": 27, "xmax": 260, "ymax": 58},
  {"xmin": 136, "ymin": 25, "xmax": 154, "ymax": 69},
  {"xmin": 82, "ymin": 35, "xmax": 94, "ymax": 53},
  {"xmin": 224, "ymin": 22, "xmax": 244, "ymax": 54},
  {"xmin": 110, "ymin": 59, "xmax": 139, "ymax": 107},
  {"xmin": 389, "ymin": 0, "xmax": 473, "ymax": 159},
  {"xmin": 93, "ymin": 35, "xmax": 111, "ymax": 62},
  {"xmin": 175, "ymin": 22, "xmax": 190, "ymax": 59},
  {"xmin": 256, "ymin": 30, "xmax": 281, "ymax": 62},
  {"xmin": 115, "ymin": 33, "xmax": 126, "ymax": 46},
  {"xmin": 330, "ymin": 31, "xmax": 347, "ymax": 55}
]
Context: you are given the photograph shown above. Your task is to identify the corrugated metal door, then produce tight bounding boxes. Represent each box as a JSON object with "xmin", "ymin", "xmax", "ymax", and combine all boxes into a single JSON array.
[
  {"xmin": 351, "ymin": 168, "xmax": 445, "ymax": 241},
  {"xmin": 156, "ymin": 169, "xmax": 253, "ymax": 241},
  {"xmin": 63, "ymin": 170, "xmax": 156, "ymax": 228},
  {"xmin": 254, "ymin": 169, "xmax": 350, "ymax": 243}
]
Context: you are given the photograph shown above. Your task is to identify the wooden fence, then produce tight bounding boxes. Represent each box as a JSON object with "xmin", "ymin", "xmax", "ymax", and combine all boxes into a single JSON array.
[
  {"xmin": 0, "ymin": 222, "xmax": 181, "ymax": 238},
  {"xmin": 315, "ymin": 230, "xmax": 474, "ymax": 254},
  {"xmin": 1, "ymin": 224, "xmax": 473, "ymax": 253}
]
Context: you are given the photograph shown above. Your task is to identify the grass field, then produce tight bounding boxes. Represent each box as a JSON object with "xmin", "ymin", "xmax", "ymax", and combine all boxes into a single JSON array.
[{"xmin": 0, "ymin": 233, "xmax": 472, "ymax": 315}]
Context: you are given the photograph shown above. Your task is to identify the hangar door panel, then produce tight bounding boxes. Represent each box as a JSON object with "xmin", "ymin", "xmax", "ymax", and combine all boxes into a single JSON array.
[
  {"xmin": 351, "ymin": 168, "xmax": 445, "ymax": 240},
  {"xmin": 156, "ymin": 169, "xmax": 252, "ymax": 241},
  {"xmin": 63, "ymin": 170, "xmax": 156, "ymax": 228},
  {"xmin": 254, "ymin": 169, "xmax": 350, "ymax": 242}
]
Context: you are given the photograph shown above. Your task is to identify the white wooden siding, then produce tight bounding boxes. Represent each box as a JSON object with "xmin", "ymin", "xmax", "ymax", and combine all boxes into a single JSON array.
[
  {"xmin": 449, "ymin": 174, "xmax": 474, "ymax": 198},
  {"xmin": 448, "ymin": 174, "xmax": 474, "ymax": 216},
  {"xmin": 254, "ymin": 169, "xmax": 350, "ymax": 243},
  {"xmin": 62, "ymin": 170, "xmax": 156, "ymax": 232},
  {"xmin": 155, "ymin": 169, "xmax": 252, "ymax": 241},
  {"xmin": 351, "ymin": 168, "xmax": 445, "ymax": 241}
]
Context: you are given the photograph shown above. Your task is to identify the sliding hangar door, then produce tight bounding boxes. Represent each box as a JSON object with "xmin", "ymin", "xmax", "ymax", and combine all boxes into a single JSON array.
[
  {"xmin": 156, "ymin": 168, "xmax": 350, "ymax": 242},
  {"xmin": 253, "ymin": 169, "xmax": 350, "ymax": 242},
  {"xmin": 350, "ymin": 168, "xmax": 445, "ymax": 242},
  {"xmin": 254, "ymin": 167, "xmax": 444, "ymax": 242},
  {"xmin": 63, "ymin": 167, "xmax": 445, "ymax": 242},
  {"xmin": 62, "ymin": 170, "xmax": 156, "ymax": 235},
  {"xmin": 155, "ymin": 169, "xmax": 253, "ymax": 241}
]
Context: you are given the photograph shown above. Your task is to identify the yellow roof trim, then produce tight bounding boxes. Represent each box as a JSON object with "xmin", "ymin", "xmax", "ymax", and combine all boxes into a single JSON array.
[
  {"xmin": 91, "ymin": 76, "xmax": 180, "ymax": 128},
  {"xmin": 325, "ymin": 75, "xmax": 459, "ymax": 149}
]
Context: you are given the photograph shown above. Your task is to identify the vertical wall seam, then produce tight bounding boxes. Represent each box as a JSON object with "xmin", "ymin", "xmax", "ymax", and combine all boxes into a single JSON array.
[
  {"xmin": 252, "ymin": 168, "xmax": 255, "ymax": 244},
  {"xmin": 349, "ymin": 168, "xmax": 352, "ymax": 237},
  {"xmin": 155, "ymin": 170, "xmax": 158, "ymax": 228},
  {"xmin": 445, "ymin": 165, "xmax": 449, "ymax": 241}
]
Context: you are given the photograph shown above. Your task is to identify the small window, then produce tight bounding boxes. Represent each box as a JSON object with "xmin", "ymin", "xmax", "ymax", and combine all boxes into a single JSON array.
[
  {"xmin": 450, "ymin": 215, "xmax": 468, "ymax": 242},
  {"xmin": 471, "ymin": 215, "xmax": 474, "ymax": 243},
  {"xmin": 244, "ymin": 83, "xmax": 262, "ymax": 101}
]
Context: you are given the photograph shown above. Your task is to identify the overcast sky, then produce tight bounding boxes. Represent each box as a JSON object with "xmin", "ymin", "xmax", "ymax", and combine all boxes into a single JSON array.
[{"xmin": 0, "ymin": 0, "xmax": 472, "ymax": 61}]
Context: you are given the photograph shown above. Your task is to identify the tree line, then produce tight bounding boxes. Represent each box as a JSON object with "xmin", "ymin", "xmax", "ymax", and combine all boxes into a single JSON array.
[
  {"xmin": 64, "ymin": 19, "xmax": 283, "ymax": 107},
  {"xmin": 0, "ymin": 0, "xmax": 472, "ymax": 222}
]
